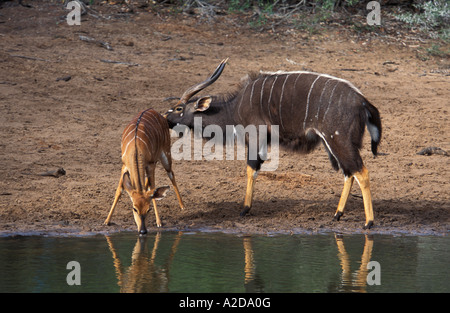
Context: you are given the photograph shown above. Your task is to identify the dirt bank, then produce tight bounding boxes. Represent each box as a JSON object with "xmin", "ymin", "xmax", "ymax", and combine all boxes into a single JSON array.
[{"xmin": 0, "ymin": 1, "xmax": 448, "ymax": 236}]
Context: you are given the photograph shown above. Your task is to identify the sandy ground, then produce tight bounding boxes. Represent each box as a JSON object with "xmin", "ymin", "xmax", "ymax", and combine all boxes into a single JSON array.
[{"xmin": 0, "ymin": 1, "xmax": 448, "ymax": 236}]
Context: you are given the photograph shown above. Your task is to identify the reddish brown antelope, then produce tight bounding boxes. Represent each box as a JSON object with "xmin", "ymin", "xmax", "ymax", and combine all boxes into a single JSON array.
[
  {"xmin": 163, "ymin": 59, "xmax": 381, "ymax": 229},
  {"xmin": 105, "ymin": 109, "xmax": 185, "ymax": 234}
]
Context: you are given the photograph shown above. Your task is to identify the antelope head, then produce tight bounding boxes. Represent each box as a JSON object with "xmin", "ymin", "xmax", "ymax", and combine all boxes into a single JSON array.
[
  {"xmin": 163, "ymin": 58, "xmax": 228, "ymax": 128},
  {"xmin": 122, "ymin": 173, "xmax": 170, "ymax": 235}
]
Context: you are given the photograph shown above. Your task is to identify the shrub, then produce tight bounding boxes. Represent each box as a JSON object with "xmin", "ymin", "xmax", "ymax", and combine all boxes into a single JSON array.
[{"xmin": 394, "ymin": 0, "xmax": 449, "ymax": 40}]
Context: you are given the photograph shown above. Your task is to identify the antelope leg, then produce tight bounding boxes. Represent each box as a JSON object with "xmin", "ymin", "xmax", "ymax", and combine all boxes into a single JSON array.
[
  {"xmin": 241, "ymin": 148, "xmax": 264, "ymax": 216},
  {"xmin": 241, "ymin": 165, "xmax": 259, "ymax": 216},
  {"xmin": 105, "ymin": 166, "xmax": 126, "ymax": 225},
  {"xmin": 168, "ymin": 173, "xmax": 185, "ymax": 210},
  {"xmin": 353, "ymin": 166, "xmax": 374, "ymax": 229},
  {"xmin": 160, "ymin": 152, "xmax": 185, "ymax": 210},
  {"xmin": 334, "ymin": 176, "xmax": 355, "ymax": 221},
  {"xmin": 147, "ymin": 163, "xmax": 162, "ymax": 227}
]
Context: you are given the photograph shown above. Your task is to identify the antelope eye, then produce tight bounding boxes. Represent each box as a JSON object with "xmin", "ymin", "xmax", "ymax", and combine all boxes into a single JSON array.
[
  {"xmin": 175, "ymin": 107, "xmax": 183, "ymax": 112},
  {"xmin": 133, "ymin": 208, "xmax": 138, "ymax": 213}
]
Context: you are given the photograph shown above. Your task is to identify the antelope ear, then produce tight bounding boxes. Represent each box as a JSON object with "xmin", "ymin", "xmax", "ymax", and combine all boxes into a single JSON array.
[
  {"xmin": 194, "ymin": 97, "xmax": 212, "ymax": 112},
  {"xmin": 151, "ymin": 186, "xmax": 170, "ymax": 201},
  {"xmin": 122, "ymin": 172, "xmax": 133, "ymax": 194}
]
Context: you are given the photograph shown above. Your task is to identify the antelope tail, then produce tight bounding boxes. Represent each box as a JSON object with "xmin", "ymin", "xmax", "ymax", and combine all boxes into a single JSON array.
[{"xmin": 363, "ymin": 100, "xmax": 382, "ymax": 156}]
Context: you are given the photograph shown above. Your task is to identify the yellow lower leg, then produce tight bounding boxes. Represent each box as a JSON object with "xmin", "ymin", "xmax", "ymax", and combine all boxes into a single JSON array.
[
  {"xmin": 334, "ymin": 176, "xmax": 355, "ymax": 220},
  {"xmin": 148, "ymin": 164, "xmax": 162, "ymax": 227},
  {"xmin": 241, "ymin": 165, "xmax": 258, "ymax": 216},
  {"xmin": 152, "ymin": 198, "xmax": 161, "ymax": 227},
  {"xmin": 353, "ymin": 166, "xmax": 374, "ymax": 229},
  {"xmin": 105, "ymin": 168, "xmax": 126, "ymax": 225},
  {"xmin": 168, "ymin": 172, "xmax": 185, "ymax": 210}
]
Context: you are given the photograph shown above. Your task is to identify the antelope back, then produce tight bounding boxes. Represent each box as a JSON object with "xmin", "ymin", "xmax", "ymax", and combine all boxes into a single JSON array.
[
  {"xmin": 234, "ymin": 71, "xmax": 365, "ymax": 134},
  {"xmin": 121, "ymin": 109, "xmax": 170, "ymax": 191}
]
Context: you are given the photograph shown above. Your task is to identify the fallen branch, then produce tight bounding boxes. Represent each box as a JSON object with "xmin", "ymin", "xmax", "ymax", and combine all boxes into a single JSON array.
[
  {"xmin": 0, "ymin": 81, "xmax": 17, "ymax": 86},
  {"xmin": 167, "ymin": 56, "xmax": 191, "ymax": 61},
  {"xmin": 56, "ymin": 75, "xmax": 72, "ymax": 82},
  {"xmin": 100, "ymin": 59, "xmax": 139, "ymax": 66},
  {"xmin": 339, "ymin": 68, "xmax": 364, "ymax": 71},
  {"xmin": 79, "ymin": 35, "xmax": 113, "ymax": 51},
  {"xmin": 22, "ymin": 168, "xmax": 66, "ymax": 178},
  {"xmin": 38, "ymin": 168, "xmax": 66, "ymax": 178},
  {"xmin": 417, "ymin": 147, "xmax": 448, "ymax": 156},
  {"xmin": 153, "ymin": 31, "xmax": 172, "ymax": 41},
  {"xmin": 10, "ymin": 54, "xmax": 51, "ymax": 62}
]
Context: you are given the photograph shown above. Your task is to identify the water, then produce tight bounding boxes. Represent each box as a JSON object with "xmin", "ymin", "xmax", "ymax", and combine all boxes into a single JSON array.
[{"xmin": 0, "ymin": 232, "xmax": 448, "ymax": 293}]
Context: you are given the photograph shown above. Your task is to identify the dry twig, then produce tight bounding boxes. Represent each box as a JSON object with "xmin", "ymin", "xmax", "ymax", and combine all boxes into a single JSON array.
[{"xmin": 79, "ymin": 35, "xmax": 113, "ymax": 50}]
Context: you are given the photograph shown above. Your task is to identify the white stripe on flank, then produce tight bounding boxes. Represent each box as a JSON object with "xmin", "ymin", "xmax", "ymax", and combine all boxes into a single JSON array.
[
  {"xmin": 303, "ymin": 74, "xmax": 322, "ymax": 130},
  {"xmin": 290, "ymin": 73, "xmax": 303, "ymax": 130},
  {"xmin": 259, "ymin": 76, "xmax": 269, "ymax": 115},
  {"xmin": 122, "ymin": 128, "xmax": 135, "ymax": 143},
  {"xmin": 260, "ymin": 70, "xmax": 363, "ymax": 96},
  {"xmin": 137, "ymin": 128, "xmax": 154, "ymax": 152},
  {"xmin": 139, "ymin": 115, "xmax": 153, "ymax": 126},
  {"xmin": 238, "ymin": 81, "xmax": 250, "ymax": 123},
  {"xmin": 313, "ymin": 128, "xmax": 341, "ymax": 171},
  {"xmin": 279, "ymin": 74, "xmax": 290, "ymax": 131},
  {"xmin": 141, "ymin": 114, "xmax": 160, "ymax": 139},
  {"xmin": 337, "ymin": 92, "xmax": 343, "ymax": 108},
  {"xmin": 322, "ymin": 80, "xmax": 340, "ymax": 122},
  {"xmin": 122, "ymin": 123, "xmax": 135, "ymax": 139},
  {"xmin": 136, "ymin": 135, "xmax": 152, "ymax": 157},
  {"xmin": 249, "ymin": 78, "xmax": 259, "ymax": 110},
  {"xmin": 122, "ymin": 137, "xmax": 134, "ymax": 159},
  {"xmin": 267, "ymin": 75, "xmax": 278, "ymax": 124},
  {"xmin": 292, "ymin": 72, "xmax": 302, "ymax": 88},
  {"xmin": 122, "ymin": 126, "xmax": 153, "ymax": 159},
  {"xmin": 316, "ymin": 78, "xmax": 333, "ymax": 120},
  {"xmin": 122, "ymin": 135, "xmax": 152, "ymax": 159}
]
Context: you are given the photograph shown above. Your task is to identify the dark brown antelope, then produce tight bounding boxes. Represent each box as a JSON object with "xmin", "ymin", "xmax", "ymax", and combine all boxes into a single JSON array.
[
  {"xmin": 105, "ymin": 109, "xmax": 185, "ymax": 234},
  {"xmin": 163, "ymin": 59, "xmax": 381, "ymax": 229}
]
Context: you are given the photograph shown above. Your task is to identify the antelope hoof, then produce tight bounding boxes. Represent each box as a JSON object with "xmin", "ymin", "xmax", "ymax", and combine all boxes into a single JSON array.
[
  {"xmin": 240, "ymin": 206, "xmax": 251, "ymax": 217},
  {"xmin": 363, "ymin": 221, "xmax": 374, "ymax": 230},
  {"xmin": 334, "ymin": 211, "xmax": 344, "ymax": 221},
  {"xmin": 103, "ymin": 220, "xmax": 111, "ymax": 226}
]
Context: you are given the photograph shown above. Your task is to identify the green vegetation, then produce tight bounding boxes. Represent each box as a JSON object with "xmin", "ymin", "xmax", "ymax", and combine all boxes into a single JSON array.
[
  {"xmin": 393, "ymin": 0, "xmax": 449, "ymax": 41},
  {"xmin": 84, "ymin": 0, "xmax": 450, "ymax": 57}
]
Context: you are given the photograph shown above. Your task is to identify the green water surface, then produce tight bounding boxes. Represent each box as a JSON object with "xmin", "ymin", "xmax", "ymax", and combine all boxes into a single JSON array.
[{"xmin": 0, "ymin": 232, "xmax": 448, "ymax": 293}]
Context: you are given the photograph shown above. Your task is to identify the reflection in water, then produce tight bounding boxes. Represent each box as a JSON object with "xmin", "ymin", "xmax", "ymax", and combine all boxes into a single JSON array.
[
  {"xmin": 243, "ymin": 235, "xmax": 264, "ymax": 292},
  {"xmin": 106, "ymin": 232, "xmax": 375, "ymax": 293},
  {"xmin": 335, "ymin": 234, "xmax": 373, "ymax": 293},
  {"xmin": 0, "ymin": 232, "xmax": 447, "ymax": 292},
  {"xmin": 105, "ymin": 232, "xmax": 182, "ymax": 292},
  {"xmin": 242, "ymin": 233, "xmax": 374, "ymax": 293},
  {"xmin": 96, "ymin": 232, "xmax": 376, "ymax": 295}
]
